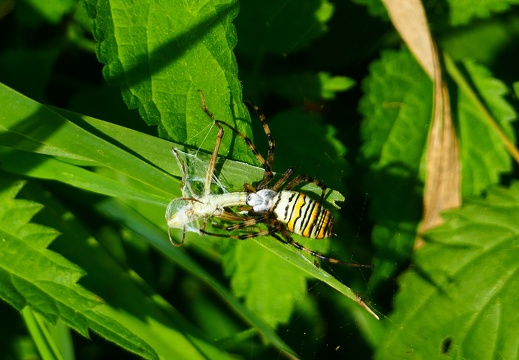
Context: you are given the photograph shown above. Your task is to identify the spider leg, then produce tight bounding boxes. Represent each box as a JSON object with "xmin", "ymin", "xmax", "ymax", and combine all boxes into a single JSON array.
[
  {"xmin": 200, "ymin": 228, "xmax": 271, "ymax": 240},
  {"xmin": 215, "ymin": 119, "xmax": 273, "ymax": 189},
  {"xmin": 282, "ymin": 174, "xmax": 328, "ymax": 203},
  {"xmin": 244, "ymin": 101, "xmax": 275, "ymax": 189},
  {"xmin": 271, "ymin": 220, "xmax": 372, "ymax": 268},
  {"xmin": 207, "ymin": 212, "xmax": 371, "ymax": 268},
  {"xmin": 243, "ymin": 183, "xmax": 256, "ymax": 193},
  {"xmin": 198, "ymin": 90, "xmax": 225, "ymax": 196},
  {"xmin": 218, "ymin": 215, "xmax": 269, "ymax": 231},
  {"xmin": 270, "ymin": 167, "xmax": 295, "ymax": 191}
]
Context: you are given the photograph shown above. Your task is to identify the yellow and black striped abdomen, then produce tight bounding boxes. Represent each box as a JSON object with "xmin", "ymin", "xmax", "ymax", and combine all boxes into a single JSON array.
[{"xmin": 272, "ymin": 191, "xmax": 334, "ymax": 239}]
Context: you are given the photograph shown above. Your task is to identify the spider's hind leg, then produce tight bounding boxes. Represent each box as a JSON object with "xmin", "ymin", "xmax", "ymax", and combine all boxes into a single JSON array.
[{"xmin": 271, "ymin": 220, "xmax": 371, "ymax": 269}]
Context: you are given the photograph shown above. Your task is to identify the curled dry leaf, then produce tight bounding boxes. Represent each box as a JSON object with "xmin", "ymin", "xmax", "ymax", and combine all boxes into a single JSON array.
[{"xmin": 382, "ymin": 0, "xmax": 461, "ymax": 249}]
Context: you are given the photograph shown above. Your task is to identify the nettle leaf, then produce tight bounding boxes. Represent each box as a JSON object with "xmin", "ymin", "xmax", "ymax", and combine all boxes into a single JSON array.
[
  {"xmin": 84, "ymin": 0, "xmax": 253, "ymax": 162},
  {"xmin": 0, "ymin": 178, "xmax": 157, "ymax": 359},
  {"xmin": 377, "ymin": 183, "xmax": 519, "ymax": 359},
  {"xmin": 454, "ymin": 59, "xmax": 516, "ymax": 196},
  {"xmin": 220, "ymin": 232, "xmax": 377, "ymax": 325},
  {"xmin": 225, "ymin": 240, "xmax": 307, "ymax": 328},
  {"xmin": 358, "ymin": 48, "xmax": 431, "ymax": 285}
]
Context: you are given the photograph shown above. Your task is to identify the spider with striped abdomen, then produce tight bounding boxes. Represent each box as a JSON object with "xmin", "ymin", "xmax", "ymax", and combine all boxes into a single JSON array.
[{"xmin": 191, "ymin": 91, "xmax": 369, "ymax": 268}]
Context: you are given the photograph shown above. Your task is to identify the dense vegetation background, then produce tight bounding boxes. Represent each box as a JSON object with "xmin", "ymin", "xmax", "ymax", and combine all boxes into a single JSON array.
[{"xmin": 1, "ymin": 0, "xmax": 518, "ymax": 359}]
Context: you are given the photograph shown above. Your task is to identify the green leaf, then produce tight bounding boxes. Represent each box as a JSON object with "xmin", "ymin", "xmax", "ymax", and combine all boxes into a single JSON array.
[
  {"xmin": 446, "ymin": 57, "xmax": 516, "ymax": 196},
  {"xmin": 223, "ymin": 241, "xmax": 308, "ymax": 328},
  {"xmin": 319, "ymin": 72, "xmax": 356, "ymax": 99},
  {"xmin": 0, "ymin": 83, "xmax": 177, "ymax": 202},
  {"xmin": 377, "ymin": 183, "xmax": 519, "ymax": 359},
  {"xmin": 85, "ymin": 0, "xmax": 253, "ymax": 161},
  {"xmin": 0, "ymin": 178, "xmax": 158, "ymax": 360},
  {"xmin": 226, "ymin": 235, "xmax": 377, "ymax": 321},
  {"xmin": 0, "ymin": 147, "xmax": 167, "ymax": 206},
  {"xmin": 358, "ymin": 48, "xmax": 432, "ymax": 286}
]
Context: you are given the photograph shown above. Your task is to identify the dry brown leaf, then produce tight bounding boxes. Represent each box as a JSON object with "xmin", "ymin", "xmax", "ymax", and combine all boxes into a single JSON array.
[
  {"xmin": 382, "ymin": 0, "xmax": 461, "ymax": 249},
  {"xmin": 382, "ymin": 0, "xmax": 434, "ymax": 78}
]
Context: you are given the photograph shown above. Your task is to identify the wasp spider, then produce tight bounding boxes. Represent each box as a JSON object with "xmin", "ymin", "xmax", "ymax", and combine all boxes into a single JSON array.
[{"xmin": 189, "ymin": 92, "xmax": 369, "ymax": 268}]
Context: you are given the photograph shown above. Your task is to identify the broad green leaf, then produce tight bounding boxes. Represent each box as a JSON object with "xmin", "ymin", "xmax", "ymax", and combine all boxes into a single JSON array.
[
  {"xmin": 318, "ymin": 72, "xmax": 356, "ymax": 99},
  {"xmin": 84, "ymin": 0, "xmax": 253, "ymax": 162},
  {"xmin": 0, "ymin": 178, "xmax": 157, "ymax": 360},
  {"xmin": 358, "ymin": 49, "xmax": 431, "ymax": 286},
  {"xmin": 223, "ymin": 241, "xmax": 308, "ymax": 328},
  {"xmin": 377, "ymin": 183, "xmax": 519, "ymax": 359},
  {"xmin": 0, "ymin": 147, "xmax": 167, "ymax": 205}
]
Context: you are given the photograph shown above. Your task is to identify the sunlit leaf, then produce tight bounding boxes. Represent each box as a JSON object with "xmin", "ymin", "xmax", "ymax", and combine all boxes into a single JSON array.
[
  {"xmin": 377, "ymin": 183, "xmax": 519, "ymax": 359},
  {"xmin": 0, "ymin": 178, "xmax": 158, "ymax": 359}
]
